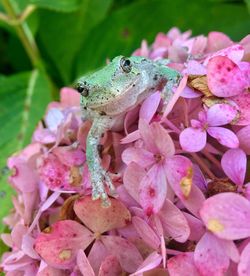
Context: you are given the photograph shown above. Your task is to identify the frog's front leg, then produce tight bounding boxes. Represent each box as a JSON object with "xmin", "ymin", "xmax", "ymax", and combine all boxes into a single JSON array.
[{"xmin": 86, "ymin": 116, "xmax": 115, "ymax": 207}]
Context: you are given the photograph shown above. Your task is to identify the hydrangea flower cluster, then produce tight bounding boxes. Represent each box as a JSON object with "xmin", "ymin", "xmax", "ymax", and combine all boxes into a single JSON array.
[{"xmin": 1, "ymin": 28, "xmax": 250, "ymax": 276}]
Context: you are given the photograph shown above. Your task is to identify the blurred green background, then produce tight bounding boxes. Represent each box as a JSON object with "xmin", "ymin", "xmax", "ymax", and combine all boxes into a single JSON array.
[{"xmin": 0, "ymin": 0, "xmax": 249, "ymax": 251}]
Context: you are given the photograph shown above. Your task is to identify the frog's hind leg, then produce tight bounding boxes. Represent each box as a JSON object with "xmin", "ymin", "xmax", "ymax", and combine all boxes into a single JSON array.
[{"xmin": 86, "ymin": 116, "xmax": 116, "ymax": 207}]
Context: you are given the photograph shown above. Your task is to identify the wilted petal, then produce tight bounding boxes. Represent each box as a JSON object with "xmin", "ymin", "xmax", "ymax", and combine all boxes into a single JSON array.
[
  {"xmin": 101, "ymin": 236, "xmax": 143, "ymax": 273},
  {"xmin": 99, "ymin": 255, "xmax": 122, "ymax": 276},
  {"xmin": 77, "ymin": 250, "xmax": 95, "ymax": 276},
  {"xmin": 238, "ymin": 242, "xmax": 250, "ymax": 276},
  {"xmin": 237, "ymin": 125, "xmax": 250, "ymax": 154},
  {"xmin": 207, "ymin": 103, "xmax": 238, "ymax": 126},
  {"xmin": 194, "ymin": 232, "xmax": 230, "ymax": 275},
  {"xmin": 122, "ymin": 147, "xmax": 155, "ymax": 168},
  {"xmin": 34, "ymin": 220, "xmax": 94, "ymax": 269},
  {"xmin": 200, "ymin": 193, "xmax": 250, "ymax": 240},
  {"xmin": 131, "ymin": 252, "xmax": 162, "ymax": 276},
  {"xmin": 207, "ymin": 56, "xmax": 247, "ymax": 97},
  {"xmin": 231, "ymin": 92, "xmax": 250, "ymax": 125},
  {"xmin": 221, "ymin": 148, "xmax": 246, "ymax": 185},
  {"xmin": 139, "ymin": 92, "xmax": 161, "ymax": 123},
  {"xmin": 139, "ymin": 165, "xmax": 167, "ymax": 216},
  {"xmin": 132, "ymin": 216, "xmax": 160, "ymax": 249},
  {"xmin": 158, "ymin": 199, "xmax": 190, "ymax": 243},
  {"xmin": 207, "ymin": 126, "xmax": 239, "ymax": 149},
  {"xmin": 168, "ymin": 252, "xmax": 200, "ymax": 276},
  {"xmin": 180, "ymin": 127, "xmax": 207, "ymax": 152}
]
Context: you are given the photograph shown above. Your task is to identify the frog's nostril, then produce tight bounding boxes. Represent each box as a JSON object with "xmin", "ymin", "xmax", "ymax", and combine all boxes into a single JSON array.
[{"xmin": 75, "ymin": 82, "xmax": 89, "ymax": 97}]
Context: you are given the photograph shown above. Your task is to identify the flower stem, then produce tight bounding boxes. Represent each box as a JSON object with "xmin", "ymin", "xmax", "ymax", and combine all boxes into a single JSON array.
[{"xmin": 191, "ymin": 153, "xmax": 215, "ymax": 179}]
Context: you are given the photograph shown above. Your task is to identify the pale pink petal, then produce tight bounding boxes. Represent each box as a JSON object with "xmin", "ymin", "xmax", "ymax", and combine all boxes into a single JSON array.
[
  {"xmin": 74, "ymin": 196, "xmax": 131, "ymax": 233},
  {"xmin": 45, "ymin": 108, "xmax": 64, "ymax": 131},
  {"xmin": 98, "ymin": 255, "xmax": 122, "ymax": 276},
  {"xmin": 194, "ymin": 232, "xmax": 230, "ymax": 275},
  {"xmin": 237, "ymin": 125, "xmax": 250, "ymax": 154},
  {"xmin": 206, "ymin": 32, "xmax": 233, "ymax": 52},
  {"xmin": 183, "ymin": 212, "xmax": 205, "ymax": 241},
  {"xmin": 139, "ymin": 92, "xmax": 161, "ymax": 123},
  {"xmin": 231, "ymin": 92, "xmax": 250, "ymax": 125},
  {"xmin": 200, "ymin": 193, "xmax": 250, "ymax": 240},
  {"xmin": 53, "ymin": 146, "xmax": 85, "ymax": 166},
  {"xmin": 123, "ymin": 162, "xmax": 146, "ymax": 204},
  {"xmin": 239, "ymin": 61, "xmax": 250, "ymax": 86},
  {"xmin": 207, "ymin": 126, "xmax": 239, "ymax": 149},
  {"xmin": 185, "ymin": 60, "xmax": 207, "ymax": 75},
  {"xmin": 180, "ymin": 127, "xmax": 207, "ymax": 152},
  {"xmin": 158, "ymin": 199, "xmax": 190, "ymax": 243},
  {"xmin": 132, "ymin": 216, "xmax": 160, "ymax": 249},
  {"xmin": 34, "ymin": 220, "xmax": 94, "ymax": 269},
  {"xmin": 191, "ymin": 35, "xmax": 207, "ymax": 55},
  {"xmin": 207, "ymin": 103, "xmax": 238, "ymax": 126},
  {"xmin": 101, "ymin": 236, "xmax": 143, "ymax": 273},
  {"xmin": 88, "ymin": 240, "xmax": 108, "ymax": 275},
  {"xmin": 167, "ymin": 252, "xmax": 199, "ymax": 276},
  {"xmin": 238, "ymin": 242, "xmax": 250, "ymax": 276},
  {"xmin": 181, "ymin": 86, "xmax": 201, "ymax": 98},
  {"xmin": 131, "ymin": 252, "xmax": 162, "ymax": 276},
  {"xmin": 220, "ymin": 239, "xmax": 240, "ymax": 263},
  {"xmin": 139, "ymin": 165, "xmax": 167, "ymax": 216},
  {"xmin": 120, "ymin": 130, "xmax": 140, "ymax": 144},
  {"xmin": 121, "ymin": 147, "xmax": 155, "ymax": 168},
  {"xmin": 221, "ymin": 148, "xmax": 246, "ymax": 185},
  {"xmin": 37, "ymin": 266, "xmax": 67, "ymax": 276},
  {"xmin": 77, "ymin": 250, "xmax": 95, "ymax": 276},
  {"xmin": 116, "ymin": 185, "xmax": 140, "ymax": 207},
  {"xmin": 60, "ymin": 87, "xmax": 80, "ymax": 107},
  {"xmin": 207, "ymin": 56, "xmax": 247, "ymax": 97},
  {"xmin": 124, "ymin": 105, "xmax": 140, "ymax": 135}
]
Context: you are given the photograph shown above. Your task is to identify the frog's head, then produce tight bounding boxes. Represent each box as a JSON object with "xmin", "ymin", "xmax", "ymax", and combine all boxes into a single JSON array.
[{"xmin": 74, "ymin": 55, "xmax": 159, "ymax": 109}]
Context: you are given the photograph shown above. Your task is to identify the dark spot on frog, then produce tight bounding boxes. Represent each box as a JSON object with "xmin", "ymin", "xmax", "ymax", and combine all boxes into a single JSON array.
[
  {"xmin": 97, "ymin": 144, "xmax": 103, "ymax": 158},
  {"xmin": 132, "ymin": 84, "xmax": 135, "ymax": 87},
  {"xmin": 153, "ymin": 74, "xmax": 158, "ymax": 81},
  {"xmin": 99, "ymin": 111, "xmax": 106, "ymax": 116}
]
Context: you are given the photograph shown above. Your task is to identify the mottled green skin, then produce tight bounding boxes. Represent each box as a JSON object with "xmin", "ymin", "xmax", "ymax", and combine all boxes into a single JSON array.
[{"xmin": 76, "ymin": 55, "xmax": 181, "ymax": 206}]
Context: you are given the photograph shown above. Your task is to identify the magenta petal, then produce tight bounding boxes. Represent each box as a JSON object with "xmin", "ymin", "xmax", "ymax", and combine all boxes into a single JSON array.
[
  {"xmin": 200, "ymin": 193, "xmax": 250, "ymax": 240},
  {"xmin": 221, "ymin": 149, "xmax": 246, "ymax": 185},
  {"xmin": 207, "ymin": 126, "xmax": 239, "ymax": 149},
  {"xmin": 76, "ymin": 250, "xmax": 95, "ymax": 276},
  {"xmin": 167, "ymin": 252, "xmax": 199, "ymax": 276},
  {"xmin": 238, "ymin": 242, "xmax": 250, "ymax": 276},
  {"xmin": 139, "ymin": 165, "xmax": 167, "ymax": 215},
  {"xmin": 158, "ymin": 200, "xmax": 190, "ymax": 243},
  {"xmin": 237, "ymin": 125, "xmax": 250, "ymax": 154},
  {"xmin": 99, "ymin": 255, "xmax": 122, "ymax": 276},
  {"xmin": 207, "ymin": 103, "xmax": 238, "ymax": 126},
  {"xmin": 180, "ymin": 127, "xmax": 206, "ymax": 152},
  {"xmin": 101, "ymin": 236, "xmax": 143, "ymax": 273},
  {"xmin": 194, "ymin": 232, "xmax": 230, "ymax": 275},
  {"xmin": 34, "ymin": 220, "xmax": 94, "ymax": 269},
  {"xmin": 139, "ymin": 92, "xmax": 161, "ymax": 123},
  {"xmin": 132, "ymin": 216, "xmax": 160, "ymax": 249},
  {"xmin": 122, "ymin": 147, "xmax": 155, "ymax": 168},
  {"xmin": 207, "ymin": 56, "xmax": 247, "ymax": 97}
]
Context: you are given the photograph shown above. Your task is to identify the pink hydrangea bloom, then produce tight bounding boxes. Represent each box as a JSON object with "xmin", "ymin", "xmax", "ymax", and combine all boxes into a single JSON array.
[{"xmin": 1, "ymin": 28, "xmax": 250, "ymax": 275}]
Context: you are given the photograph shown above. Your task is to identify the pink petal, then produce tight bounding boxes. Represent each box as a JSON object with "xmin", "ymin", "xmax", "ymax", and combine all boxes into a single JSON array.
[
  {"xmin": 124, "ymin": 105, "xmax": 140, "ymax": 135},
  {"xmin": 221, "ymin": 148, "xmax": 246, "ymax": 185},
  {"xmin": 34, "ymin": 220, "xmax": 94, "ymax": 269},
  {"xmin": 123, "ymin": 163, "xmax": 146, "ymax": 204},
  {"xmin": 74, "ymin": 196, "xmax": 131, "ymax": 233},
  {"xmin": 139, "ymin": 92, "xmax": 161, "ymax": 123},
  {"xmin": 98, "ymin": 255, "xmax": 122, "ymax": 276},
  {"xmin": 237, "ymin": 125, "xmax": 250, "ymax": 154},
  {"xmin": 185, "ymin": 60, "xmax": 207, "ymax": 75},
  {"xmin": 116, "ymin": 185, "xmax": 140, "ymax": 207},
  {"xmin": 194, "ymin": 232, "xmax": 230, "ymax": 275},
  {"xmin": 180, "ymin": 127, "xmax": 207, "ymax": 152},
  {"xmin": 131, "ymin": 252, "xmax": 162, "ymax": 276},
  {"xmin": 207, "ymin": 126, "xmax": 239, "ymax": 148},
  {"xmin": 165, "ymin": 155, "xmax": 193, "ymax": 200},
  {"xmin": 60, "ymin": 87, "xmax": 80, "ymax": 107},
  {"xmin": 206, "ymin": 32, "xmax": 233, "ymax": 52},
  {"xmin": 76, "ymin": 250, "xmax": 95, "ymax": 276},
  {"xmin": 37, "ymin": 266, "xmax": 67, "ymax": 276},
  {"xmin": 45, "ymin": 108, "xmax": 64, "ymax": 131},
  {"xmin": 231, "ymin": 92, "xmax": 250, "ymax": 125},
  {"xmin": 207, "ymin": 56, "xmax": 247, "ymax": 97},
  {"xmin": 207, "ymin": 103, "xmax": 238, "ymax": 126},
  {"xmin": 200, "ymin": 193, "xmax": 250, "ymax": 240},
  {"xmin": 53, "ymin": 146, "xmax": 85, "ymax": 166},
  {"xmin": 101, "ymin": 236, "xmax": 143, "ymax": 273},
  {"xmin": 88, "ymin": 240, "xmax": 108, "ymax": 275},
  {"xmin": 122, "ymin": 147, "xmax": 155, "ymax": 168},
  {"xmin": 132, "ymin": 216, "xmax": 160, "ymax": 249},
  {"xmin": 183, "ymin": 212, "xmax": 205, "ymax": 241},
  {"xmin": 168, "ymin": 252, "xmax": 200, "ymax": 276},
  {"xmin": 139, "ymin": 165, "xmax": 167, "ymax": 216},
  {"xmin": 158, "ymin": 199, "xmax": 190, "ymax": 243},
  {"xmin": 181, "ymin": 86, "xmax": 201, "ymax": 98},
  {"xmin": 238, "ymin": 242, "xmax": 250, "ymax": 276}
]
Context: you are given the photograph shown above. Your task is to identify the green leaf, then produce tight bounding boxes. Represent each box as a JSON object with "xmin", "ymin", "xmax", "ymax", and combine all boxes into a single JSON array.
[
  {"xmin": 75, "ymin": 0, "xmax": 250, "ymax": 77},
  {"xmin": 37, "ymin": 0, "xmax": 113, "ymax": 84},
  {"xmin": 245, "ymin": 0, "xmax": 250, "ymax": 12},
  {"xmin": 0, "ymin": 70, "xmax": 51, "ymax": 233}
]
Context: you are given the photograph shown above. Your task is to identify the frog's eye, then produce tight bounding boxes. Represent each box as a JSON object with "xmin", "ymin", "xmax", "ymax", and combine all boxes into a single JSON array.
[
  {"xmin": 75, "ymin": 82, "xmax": 89, "ymax": 97},
  {"xmin": 120, "ymin": 57, "xmax": 132, "ymax": 73}
]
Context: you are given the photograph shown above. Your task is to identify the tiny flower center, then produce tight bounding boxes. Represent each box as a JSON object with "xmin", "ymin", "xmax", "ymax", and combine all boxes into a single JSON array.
[
  {"xmin": 59, "ymin": 249, "xmax": 72, "ymax": 260},
  {"xmin": 207, "ymin": 218, "xmax": 224, "ymax": 233},
  {"xmin": 154, "ymin": 153, "xmax": 164, "ymax": 163}
]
